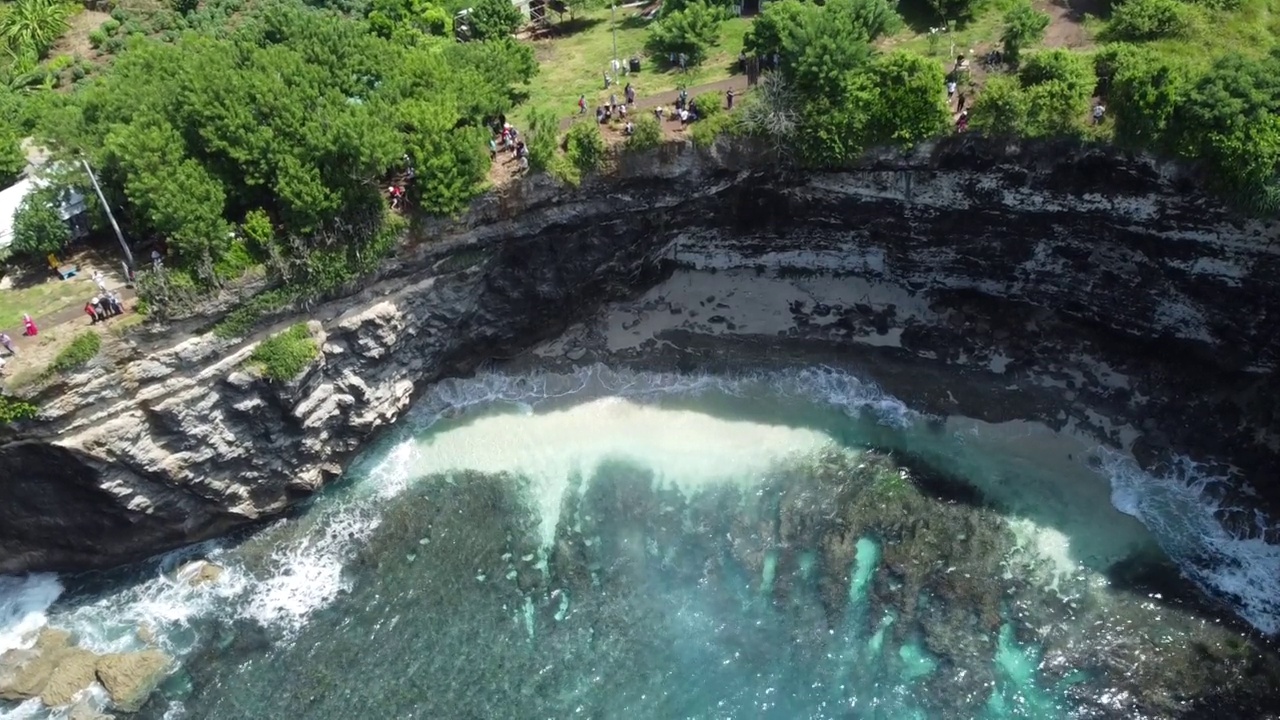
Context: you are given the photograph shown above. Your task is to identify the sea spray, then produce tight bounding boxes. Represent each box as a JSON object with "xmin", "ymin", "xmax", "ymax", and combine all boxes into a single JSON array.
[{"xmin": 0, "ymin": 574, "xmax": 62, "ymax": 653}]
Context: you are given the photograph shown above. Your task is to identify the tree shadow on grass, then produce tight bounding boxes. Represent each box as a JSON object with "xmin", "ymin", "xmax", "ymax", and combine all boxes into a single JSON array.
[
  {"xmin": 546, "ymin": 16, "xmax": 605, "ymax": 36},
  {"xmin": 897, "ymin": 0, "xmax": 945, "ymax": 33},
  {"xmin": 619, "ymin": 14, "xmax": 651, "ymax": 30}
]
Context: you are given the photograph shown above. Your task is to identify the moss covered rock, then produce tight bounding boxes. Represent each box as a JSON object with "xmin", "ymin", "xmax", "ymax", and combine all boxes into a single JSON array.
[{"xmin": 96, "ymin": 650, "xmax": 173, "ymax": 712}]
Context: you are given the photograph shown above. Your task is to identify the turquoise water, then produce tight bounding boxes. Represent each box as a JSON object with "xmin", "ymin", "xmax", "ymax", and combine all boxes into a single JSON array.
[{"xmin": 2, "ymin": 366, "xmax": 1277, "ymax": 719}]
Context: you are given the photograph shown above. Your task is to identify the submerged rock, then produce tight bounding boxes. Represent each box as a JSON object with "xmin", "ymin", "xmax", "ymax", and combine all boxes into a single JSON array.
[
  {"xmin": 176, "ymin": 559, "xmax": 224, "ymax": 586},
  {"xmin": 96, "ymin": 649, "xmax": 173, "ymax": 712}
]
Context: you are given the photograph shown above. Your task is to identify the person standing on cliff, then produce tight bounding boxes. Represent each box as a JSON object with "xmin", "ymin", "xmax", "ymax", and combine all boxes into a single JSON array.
[
  {"xmin": 726, "ymin": 88, "xmax": 735, "ymax": 110},
  {"xmin": 578, "ymin": 94, "xmax": 587, "ymax": 114},
  {"xmin": 0, "ymin": 332, "xmax": 15, "ymax": 355},
  {"xmin": 625, "ymin": 83, "xmax": 635, "ymax": 105}
]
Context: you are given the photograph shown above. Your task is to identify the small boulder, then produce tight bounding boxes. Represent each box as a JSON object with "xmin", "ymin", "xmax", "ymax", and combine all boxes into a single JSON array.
[
  {"xmin": 96, "ymin": 650, "xmax": 173, "ymax": 712},
  {"xmin": 40, "ymin": 648, "xmax": 99, "ymax": 707},
  {"xmin": 0, "ymin": 627, "xmax": 75, "ymax": 701},
  {"xmin": 176, "ymin": 560, "xmax": 224, "ymax": 587}
]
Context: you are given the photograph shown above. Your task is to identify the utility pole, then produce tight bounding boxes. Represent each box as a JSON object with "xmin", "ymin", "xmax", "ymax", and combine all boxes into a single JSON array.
[
  {"xmin": 81, "ymin": 157, "xmax": 135, "ymax": 269},
  {"xmin": 611, "ymin": 2, "xmax": 618, "ymax": 67}
]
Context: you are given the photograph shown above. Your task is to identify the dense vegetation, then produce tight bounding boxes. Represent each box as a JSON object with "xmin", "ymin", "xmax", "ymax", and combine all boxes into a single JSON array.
[
  {"xmin": 2, "ymin": 0, "xmax": 534, "ymax": 320},
  {"xmin": 0, "ymin": 0, "xmax": 1277, "ymax": 341}
]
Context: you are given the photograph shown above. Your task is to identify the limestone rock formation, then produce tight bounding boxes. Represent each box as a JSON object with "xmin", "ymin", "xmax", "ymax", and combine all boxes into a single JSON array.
[
  {"xmin": 0, "ymin": 136, "xmax": 1277, "ymax": 576},
  {"xmin": 96, "ymin": 649, "xmax": 173, "ymax": 712}
]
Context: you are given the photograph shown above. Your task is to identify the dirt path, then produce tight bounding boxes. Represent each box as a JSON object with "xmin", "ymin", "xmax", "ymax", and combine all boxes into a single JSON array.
[{"xmin": 0, "ymin": 282, "xmax": 139, "ymax": 384}]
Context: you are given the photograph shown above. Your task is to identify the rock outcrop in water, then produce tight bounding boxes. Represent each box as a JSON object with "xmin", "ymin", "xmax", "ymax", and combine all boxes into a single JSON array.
[
  {"xmin": 2, "ymin": 136, "xmax": 1278, "ymax": 575},
  {"xmin": 0, "ymin": 627, "xmax": 172, "ymax": 712}
]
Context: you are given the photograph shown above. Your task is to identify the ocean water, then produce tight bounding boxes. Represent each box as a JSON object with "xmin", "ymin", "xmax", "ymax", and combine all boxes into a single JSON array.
[{"xmin": 1, "ymin": 365, "xmax": 1278, "ymax": 719}]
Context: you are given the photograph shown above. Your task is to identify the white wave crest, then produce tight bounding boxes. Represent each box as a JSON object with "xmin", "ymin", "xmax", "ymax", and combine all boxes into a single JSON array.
[{"xmin": 1102, "ymin": 450, "xmax": 1280, "ymax": 635}]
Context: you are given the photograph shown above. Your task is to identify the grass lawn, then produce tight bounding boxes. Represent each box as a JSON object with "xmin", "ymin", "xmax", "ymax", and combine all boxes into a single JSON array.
[
  {"xmin": 1140, "ymin": 0, "xmax": 1280, "ymax": 68},
  {"xmin": 510, "ymin": 8, "xmax": 751, "ymax": 127},
  {"xmin": 0, "ymin": 274, "xmax": 93, "ymax": 332}
]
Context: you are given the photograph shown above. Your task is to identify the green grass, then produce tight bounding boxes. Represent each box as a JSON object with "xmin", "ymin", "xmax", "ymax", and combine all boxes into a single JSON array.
[
  {"xmin": 511, "ymin": 8, "xmax": 750, "ymax": 127},
  {"xmin": 1139, "ymin": 0, "xmax": 1280, "ymax": 68},
  {"xmin": 48, "ymin": 331, "xmax": 101, "ymax": 374},
  {"xmin": 0, "ymin": 276, "xmax": 91, "ymax": 332},
  {"xmin": 248, "ymin": 323, "xmax": 318, "ymax": 381}
]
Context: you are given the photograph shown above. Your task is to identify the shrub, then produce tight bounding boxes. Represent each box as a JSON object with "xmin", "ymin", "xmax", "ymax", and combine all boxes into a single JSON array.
[
  {"xmin": 526, "ymin": 106, "xmax": 559, "ymax": 172},
  {"xmin": 694, "ymin": 91, "xmax": 724, "ymax": 121},
  {"xmin": 565, "ymin": 121, "xmax": 606, "ymax": 174},
  {"xmin": 1107, "ymin": 0, "xmax": 1194, "ymax": 40},
  {"xmin": 626, "ymin": 113, "xmax": 663, "ymax": 151},
  {"xmin": 213, "ymin": 238, "xmax": 256, "ymax": 281},
  {"xmin": 969, "ymin": 75, "xmax": 1029, "ymax": 135},
  {"xmin": 101, "ymin": 17, "xmax": 120, "ymax": 34},
  {"xmin": 0, "ymin": 395, "xmax": 39, "ymax": 424},
  {"xmin": 249, "ymin": 323, "xmax": 318, "ymax": 382},
  {"xmin": 1001, "ymin": 0, "xmax": 1050, "ymax": 67},
  {"xmin": 212, "ymin": 287, "xmax": 297, "ymax": 339},
  {"xmin": 49, "ymin": 332, "xmax": 102, "ymax": 374},
  {"xmin": 690, "ymin": 112, "xmax": 732, "ymax": 147},
  {"xmin": 241, "ymin": 209, "xmax": 275, "ymax": 254}
]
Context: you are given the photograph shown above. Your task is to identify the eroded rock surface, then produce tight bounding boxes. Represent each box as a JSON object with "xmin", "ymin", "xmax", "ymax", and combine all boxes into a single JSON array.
[{"xmin": 1, "ymin": 137, "xmax": 1277, "ymax": 574}]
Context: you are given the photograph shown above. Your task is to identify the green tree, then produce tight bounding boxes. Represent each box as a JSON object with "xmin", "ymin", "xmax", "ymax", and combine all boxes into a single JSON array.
[
  {"xmin": 367, "ymin": 0, "xmax": 451, "ymax": 43},
  {"xmin": 1001, "ymin": 1, "xmax": 1050, "ymax": 67},
  {"xmin": 865, "ymin": 51, "xmax": 949, "ymax": 146},
  {"xmin": 785, "ymin": 2, "xmax": 872, "ymax": 100},
  {"xmin": 1106, "ymin": 0, "xmax": 1194, "ymax": 41},
  {"xmin": 0, "ymin": 0, "xmax": 71, "ymax": 60},
  {"xmin": 400, "ymin": 99, "xmax": 489, "ymax": 215},
  {"xmin": 968, "ymin": 76, "xmax": 1029, "ymax": 135},
  {"xmin": 104, "ymin": 115, "xmax": 232, "ymax": 267},
  {"xmin": 742, "ymin": 0, "xmax": 809, "ymax": 58},
  {"xmin": 11, "ymin": 188, "xmax": 70, "ymax": 257},
  {"xmin": 647, "ymin": 0, "xmax": 728, "ymax": 66},
  {"xmin": 465, "ymin": 0, "xmax": 523, "ymax": 41}
]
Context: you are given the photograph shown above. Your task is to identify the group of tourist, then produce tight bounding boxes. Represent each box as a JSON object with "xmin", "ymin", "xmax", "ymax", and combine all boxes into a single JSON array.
[
  {"xmin": 653, "ymin": 87, "xmax": 704, "ymax": 126},
  {"xmin": 488, "ymin": 115, "xmax": 530, "ymax": 172},
  {"xmin": 82, "ymin": 270, "xmax": 126, "ymax": 325}
]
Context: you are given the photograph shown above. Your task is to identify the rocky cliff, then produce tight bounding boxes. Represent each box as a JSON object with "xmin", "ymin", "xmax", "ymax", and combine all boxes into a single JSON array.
[{"xmin": 2, "ymin": 136, "xmax": 1278, "ymax": 574}]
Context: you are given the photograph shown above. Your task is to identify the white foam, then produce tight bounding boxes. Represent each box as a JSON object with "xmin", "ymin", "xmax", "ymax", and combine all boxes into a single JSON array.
[
  {"xmin": 0, "ymin": 574, "xmax": 62, "ymax": 653},
  {"xmin": 1102, "ymin": 451, "xmax": 1280, "ymax": 635},
  {"xmin": 409, "ymin": 396, "xmax": 840, "ymax": 545}
]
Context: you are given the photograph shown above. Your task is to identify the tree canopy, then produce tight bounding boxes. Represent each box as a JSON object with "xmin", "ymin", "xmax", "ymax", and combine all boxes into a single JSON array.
[
  {"xmin": 11, "ymin": 188, "xmax": 70, "ymax": 258},
  {"xmin": 30, "ymin": 0, "xmax": 534, "ymax": 281}
]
